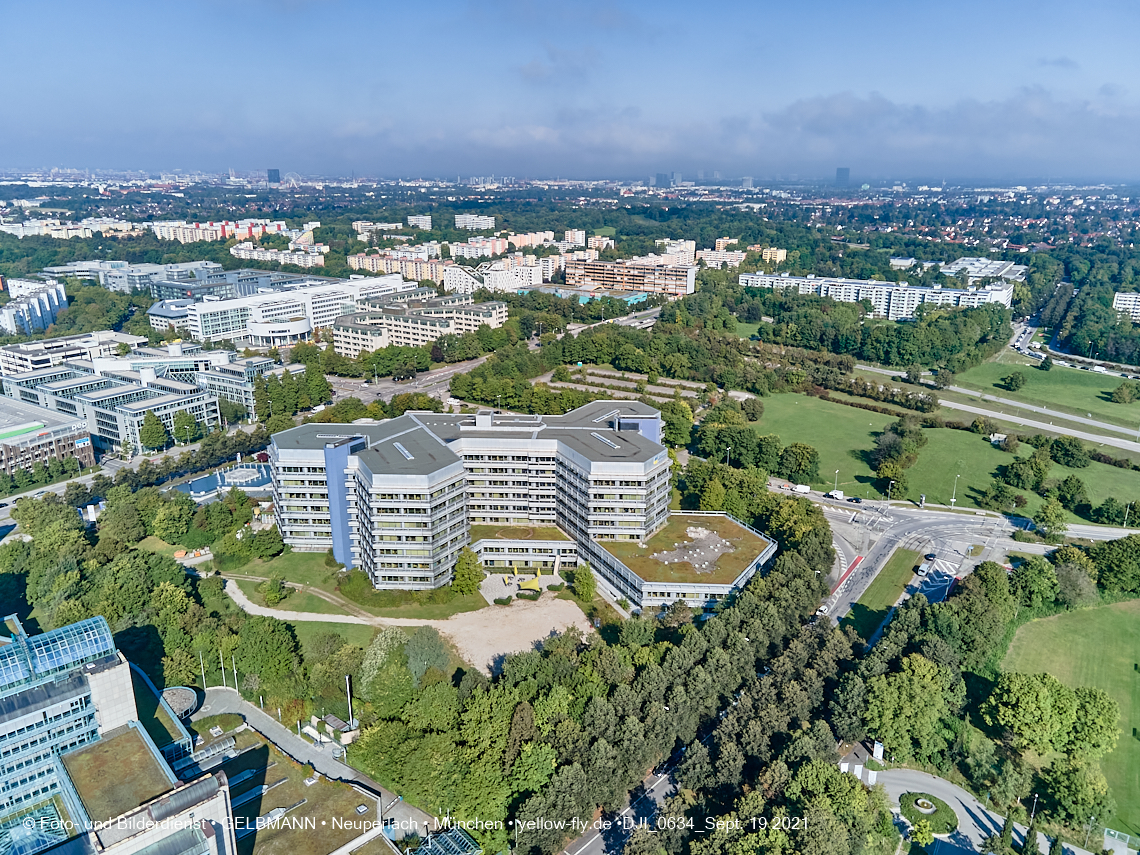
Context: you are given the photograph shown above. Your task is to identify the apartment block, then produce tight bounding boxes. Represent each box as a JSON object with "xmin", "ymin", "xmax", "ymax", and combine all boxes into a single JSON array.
[
  {"xmin": 714, "ymin": 237, "xmax": 739, "ymax": 251},
  {"xmin": 351, "ymin": 221, "xmax": 403, "ymax": 242},
  {"xmin": 448, "ymin": 237, "xmax": 509, "ymax": 259},
  {"xmin": 443, "ymin": 261, "xmax": 540, "ymax": 295},
  {"xmin": 346, "ymin": 254, "xmax": 452, "ymax": 283},
  {"xmin": 507, "ymin": 231, "xmax": 554, "ymax": 248},
  {"xmin": 229, "ymin": 241, "xmax": 325, "ymax": 268},
  {"xmin": 4, "ymin": 361, "xmax": 221, "ymax": 454},
  {"xmin": 565, "ymin": 258, "xmax": 697, "ymax": 298},
  {"xmin": 150, "ymin": 219, "xmax": 286, "ymax": 244},
  {"xmin": 0, "ymin": 280, "xmax": 67, "ymax": 335},
  {"xmin": 738, "ymin": 272, "xmax": 1015, "ymax": 320},
  {"xmin": 696, "ymin": 249, "xmax": 746, "ymax": 269},
  {"xmin": 587, "ymin": 235, "xmax": 615, "ymax": 251},
  {"xmin": 332, "ymin": 289, "xmax": 507, "ymax": 356},
  {"xmin": 940, "ymin": 257, "xmax": 1027, "ymax": 282},
  {"xmin": 0, "ymin": 331, "xmax": 148, "ymax": 376},
  {"xmin": 1112, "ymin": 291, "xmax": 1140, "ymax": 322},
  {"xmin": 407, "ymin": 215, "xmax": 432, "ymax": 230},
  {"xmin": 653, "ymin": 239, "xmax": 696, "ymax": 265},
  {"xmin": 0, "ymin": 614, "xmax": 237, "ymax": 855},
  {"xmin": 268, "ymin": 402, "xmax": 774, "ymax": 610},
  {"xmin": 564, "ymin": 230, "xmax": 586, "ymax": 247},
  {"xmin": 454, "ymin": 214, "xmax": 496, "ymax": 230}
]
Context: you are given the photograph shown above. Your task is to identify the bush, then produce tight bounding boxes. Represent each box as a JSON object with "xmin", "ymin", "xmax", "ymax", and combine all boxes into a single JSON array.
[
  {"xmin": 899, "ymin": 793, "xmax": 958, "ymax": 835},
  {"xmin": 1013, "ymin": 530, "xmax": 1041, "ymax": 543},
  {"xmin": 516, "ymin": 590, "xmax": 541, "ymax": 601},
  {"xmin": 493, "ymin": 596, "xmax": 513, "ymax": 606},
  {"xmin": 546, "ymin": 583, "xmax": 565, "ymax": 592}
]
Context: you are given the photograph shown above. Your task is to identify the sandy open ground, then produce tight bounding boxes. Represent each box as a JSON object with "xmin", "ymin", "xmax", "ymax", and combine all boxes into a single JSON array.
[{"xmin": 225, "ymin": 580, "xmax": 592, "ymax": 674}]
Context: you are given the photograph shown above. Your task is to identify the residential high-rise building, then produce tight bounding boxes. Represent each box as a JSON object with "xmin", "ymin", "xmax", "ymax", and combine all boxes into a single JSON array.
[
  {"xmin": 655, "ymin": 173, "xmax": 670, "ymax": 188},
  {"xmin": 741, "ymin": 177, "xmax": 753, "ymax": 189},
  {"xmin": 407, "ymin": 215, "xmax": 432, "ymax": 230},
  {"xmin": 836, "ymin": 167, "xmax": 850, "ymax": 187},
  {"xmin": 267, "ymin": 168, "xmax": 280, "ymax": 184},
  {"xmin": 454, "ymin": 214, "xmax": 496, "ymax": 230},
  {"xmin": 564, "ymin": 230, "xmax": 586, "ymax": 247},
  {"xmin": 331, "ymin": 289, "xmax": 507, "ymax": 356},
  {"xmin": 0, "ymin": 279, "xmax": 66, "ymax": 335},
  {"xmin": 739, "ymin": 272, "xmax": 1015, "ymax": 320},
  {"xmin": 565, "ymin": 257, "xmax": 697, "ymax": 297}
]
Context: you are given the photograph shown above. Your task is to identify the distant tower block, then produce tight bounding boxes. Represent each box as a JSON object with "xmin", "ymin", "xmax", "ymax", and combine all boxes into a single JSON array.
[
  {"xmin": 267, "ymin": 168, "xmax": 281, "ymax": 185},
  {"xmin": 835, "ymin": 167, "xmax": 850, "ymax": 187}
]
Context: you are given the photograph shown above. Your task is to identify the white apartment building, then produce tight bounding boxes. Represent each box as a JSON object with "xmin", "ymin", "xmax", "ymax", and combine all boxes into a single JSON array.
[
  {"xmin": 229, "ymin": 241, "xmax": 325, "ymax": 268},
  {"xmin": 714, "ymin": 237, "xmax": 739, "ymax": 251},
  {"xmin": 564, "ymin": 229, "xmax": 586, "ymax": 246},
  {"xmin": 150, "ymin": 219, "xmax": 286, "ymax": 243},
  {"xmin": 269, "ymin": 402, "xmax": 775, "ymax": 610},
  {"xmin": 1112, "ymin": 291, "xmax": 1140, "ymax": 322},
  {"xmin": 0, "ymin": 279, "xmax": 67, "ymax": 335},
  {"xmin": 696, "ymin": 249, "xmax": 747, "ymax": 269},
  {"xmin": 407, "ymin": 215, "xmax": 432, "ymax": 230},
  {"xmin": 183, "ymin": 275, "xmax": 416, "ymax": 345},
  {"xmin": 443, "ymin": 261, "xmax": 540, "ymax": 295},
  {"xmin": 449, "ymin": 237, "xmax": 509, "ymax": 259},
  {"xmin": 352, "ymin": 221, "xmax": 403, "ymax": 242},
  {"xmin": 347, "ymin": 254, "xmax": 452, "ymax": 283},
  {"xmin": 587, "ymin": 235, "xmax": 615, "ymax": 251},
  {"xmin": 0, "ymin": 219, "xmax": 93, "ymax": 239},
  {"xmin": 331, "ymin": 290, "xmax": 508, "ymax": 356},
  {"xmin": 565, "ymin": 257, "xmax": 697, "ymax": 297},
  {"xmin": 653, "ymin": 239, "xmax": 696, "ymax": 265},
  {"xmin": 738, "ymin": 272, "xmax": 1016, "ymax": 320},
  {"xmin": 455, "ymin": 213, "xmax": 496, "ymax": 230}
]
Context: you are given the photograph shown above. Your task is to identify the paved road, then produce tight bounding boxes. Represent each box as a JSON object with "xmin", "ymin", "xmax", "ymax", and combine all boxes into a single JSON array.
[
  {"xmin": 857, "ymin": 362, "xmax": 1139, "ymax": 440},
  {"xmin": 878, "ymin": 769, "xmax": 1095, "ymax": 855},
  {"xmin": 559, "ymin": 767, "xmax": 675, "ymax": 855},
  {"xmin": 194, "ymin": 687, "xmax": 436, "ymax": 835}
]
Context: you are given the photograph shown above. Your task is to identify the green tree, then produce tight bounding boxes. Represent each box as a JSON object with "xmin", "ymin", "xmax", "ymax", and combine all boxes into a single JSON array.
[
  {"xmin": 281, "ymin": 369, "xmax": 299, "ymax": 415},
  {"xmin": 572, "ymin": 562, "xmax": 596, "ymax": 603},
  {"xmin": 912, "ymin": 818, "xmax": 934, "ymax": 848},
  {"xmin": 1033, "ymin": 498, "xmax": 1068, "ymax": 542},
  {"xmin": 1054, "ymin": 475, "xmax": 1088, "ymax": 511},
  {"xmin": 218, "ymin": 397, "xmax": 248, "ymax": 424},
  {"xmin": 982, "ymin": 672, "xmax": 1076, "ymax": 754},
  {"xmin": 307, "ymin": 366, "xmax": 332, "ymax": 405},
  {"xmin": 451, "ymin": 547, "xmax": 484, "ymax": 596},
  {"xmin": 153, "ymin": 504, "xmax": 191, "ymax": 543},
  {"xmin": 1050, "ymin": 435, "xmax": 1090, "ymax": 468},
  {"xmin": 1067, "ymin": 687, "xmax": 1120, "ymax": 758},
  {"xmin": 235, "ymin": 615, "xmax": 298, "ymax": 684},
  {"xmin": 699, "ymin": 479, "xmax": 726, "ymax": 511},
  {"xmin": 865, "ymin": 654, "xmax": 954, "ymax": 762},
  {"xmin": 265, "ymin": 373, "xmax": 286, "ymax": 417},
  {"xmin": 1010, "ymin": 557, "xmax": 1058, "ymax": 607},
  {"xmin": 138, "ymin": 410, "xmax": 169, "ymax": 451},
  {"xmin": 777, "ymin": 442, "xmax": 820, "ymax": 482},
  {"xmin": 404, "ymin": 626, "xmax": 449, "ymax": 687},
  {"xmin": 252, "ymin": 376, "xmax": 271, "ymax": 422},
  {"xmin": 1111, "ymin": 381, "xmax": 1135, "ymax": 403},
  {"xmin": 1042, "ymin": 756, "xmax": 1114, "ymax": 827},
  {"xmin": 1040, "ymin": 354, "xmax": 1053, "ymax": 371},
  {"xmin": 1001, "ymin": 371, "xmax": 1027, "ymax": 391},
  {"xmin": 172, "ymin": 409, "xmax": 200, "ymax": 445}
]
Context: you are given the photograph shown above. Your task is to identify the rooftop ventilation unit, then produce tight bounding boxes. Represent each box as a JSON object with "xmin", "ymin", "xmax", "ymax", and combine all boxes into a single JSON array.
[
  {"xmin": 593, "ymin": 409, "xmax": 622, "ymax": 423},
  {"xmin": 590, "ymin": 432, "xmax": 621, "ymax": 450},
  {"xmin": 393, "ymin": 442, "xmax": 414, "ymax": 460}
]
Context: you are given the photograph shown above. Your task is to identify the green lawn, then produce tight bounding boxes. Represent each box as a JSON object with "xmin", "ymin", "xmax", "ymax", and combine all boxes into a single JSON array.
[
  {"xmin": 289, "ymin": 621, "xmax": 377, "ymax": 653},
  {"xmin": 233, "ymin": 578, "xmax": 348, "ymax": 616},
  {"xmin": 243, "ymin": 551, "xmax": 342, "ymax": 589},
  {"xmin": 138, "ymin": 536, "xmax": 180, "ymax": 558},
  {"xmin": 907, "ymin": 429, "xmax": 1140, "ymax": 522},
  {"xmin": 1003, "ymin": 599, "xmax": 1140, "ymax": 835},
  {"xmin": 736, "ymin": 320, "xmax": 764, "ymax": 339},
  {"xmin": 842, "ymin": 549, "xmax": 921, "ymax": 640},
  {"xmin": 952, "ymin": 359, "xmax": 1137, "ymax": 429},
  {"xmin": 754, "ymin": 394, "xmax": 898, "ymax": 493}
]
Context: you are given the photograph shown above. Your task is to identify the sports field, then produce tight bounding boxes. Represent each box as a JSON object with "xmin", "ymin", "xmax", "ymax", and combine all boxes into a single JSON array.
[
  {"xmin": 952, "ymin": 359, "xmax": 1136, "ymax": 429},
  {"xmin": 1004, "ymin": 599, "xmax": 1140, "ymax": 835},
  {"xmin": 841, "ymin": 548, "xmax": 920, "ymax": 640},
  {"xmin": 753, "ymin": 394, "xmax": 897, "ymax": 492}
]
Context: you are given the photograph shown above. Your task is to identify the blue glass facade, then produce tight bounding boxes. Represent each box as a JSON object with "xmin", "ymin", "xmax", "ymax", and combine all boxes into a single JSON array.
[{"xmin": 323, "ymin": 437, "xmax": 365, "ymax": 568}]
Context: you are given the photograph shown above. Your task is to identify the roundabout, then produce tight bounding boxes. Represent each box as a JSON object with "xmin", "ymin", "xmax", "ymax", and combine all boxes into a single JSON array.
[{"xmin": 899, "ymin": 792, "xmax": 958, "ymax": 835}]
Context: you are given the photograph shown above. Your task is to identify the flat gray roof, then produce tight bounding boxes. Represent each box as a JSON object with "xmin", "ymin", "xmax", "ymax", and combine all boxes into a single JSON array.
[{"xmin": 0, "ymin": 395, "xmax": 85, "ymax": 434}]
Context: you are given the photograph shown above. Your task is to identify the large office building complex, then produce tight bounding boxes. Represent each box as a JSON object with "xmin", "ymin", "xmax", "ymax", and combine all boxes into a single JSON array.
[
  {"xmin": 0, "ymin": 332, "xmax": 148, "ymax": 376},
  {"xmin": 42, "ymin": 261, "xmax": 223, "ymax": 294},
  {"xmin": 269, "ymin": 402, "xmax": 775, "ymax": 610},
  {"xmin": 0, "ymin": 614, "xmax": 237, "ymax": 855},
  {"xmin": 331, "ymin": 288, "xmax": 507, "ymax": 357},
  {"xmin": 565, "ymin": 257, "xmax": 697, "ymax": 298},
  {"xmin": 182, "ymin": 275, "xmax": 415, "ymax": 346},
  {"xmin": 0, "ymin": 395, "xmax": 95, "ymax": 476},
  {"xmin": 4, "ymin": 360, "xmax": 221, "ymax": 454},
  {"xmin": 738, "ymin": 272, "xmax": 1015, "ymax": 320}
]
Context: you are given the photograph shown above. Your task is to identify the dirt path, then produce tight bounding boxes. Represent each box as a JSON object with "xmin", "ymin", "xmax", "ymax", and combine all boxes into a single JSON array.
[{"xmin": 223, "ymin": 579, "xmax": 592, "ymax": 674}]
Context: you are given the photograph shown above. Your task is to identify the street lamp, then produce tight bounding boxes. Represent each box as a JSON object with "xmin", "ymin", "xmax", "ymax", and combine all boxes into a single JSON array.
[
  {"xmin": 182, "ymin": 425, "xmax": 192, "ymax": 446},
  {"xmin": 887, "ymin": 479, "xmax": 895, "ymax": 506},
  {"xmin": 726, "ymin": 446, "xmax": 732, "ymax": 467},
  {"xmin": 950, "ymin": 473, "xmax": 960, "ymax": 509},
  {"xmin": 1125, "ymin": 501, "xmax": 1134, "ymax": 529},
  {"xmin": 833, "ymin": 469, "xmax": 840, "ymax": 493}
]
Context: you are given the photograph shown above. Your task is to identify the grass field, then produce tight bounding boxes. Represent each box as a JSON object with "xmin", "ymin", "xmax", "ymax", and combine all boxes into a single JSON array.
[
  {"xmin": 234, "ymin": 578, "xmax": 348, "ymax": 616},
  {"xmin": 842, "ymin": 548, "xmax": 921, "ymax": 640},
  {"xmin": 1003, "ymin": 599, "xmax": 1140, "ymax": 835},
  {"xmin": 138, "ymin": 536, "xmax": 180, "ymax": 557},
  {"xmin": 736, "ymin": 320, "xmax": 764, "ymax": 339},
  {"xmin": 289, "ymin": 620, "xmax": 377, "ymax": 653},
  {"xmin": 952, "ymin": 359, "xmax": 1138, "ymax": 429},
  {"xmin": 753, "ymin": 394, "xmax": 898, "ymax": 493}
]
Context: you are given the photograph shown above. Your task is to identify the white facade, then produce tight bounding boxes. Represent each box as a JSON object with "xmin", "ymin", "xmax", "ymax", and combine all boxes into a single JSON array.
[
  {"xmin": 738, "ymin": 272, "xmax": 1016, "ymax": 320},
  {"xmin": 0, "ymin": 280, "xmax": 67, "ymax": 335},
  {"xmin": 150, "ymin": 219, "xmax": 286, "ymax": 243},
  {"xmin": 229, "ymin": 241, "xmax": 325, "ymax": 267},
  {"xmin": 564, "ymin": 229, "xmax": 586, "ymax": 246},
  {"xmin": 455, "ymin": 213, "xmax": 496, "ymax": 230},
  {"xmin": 449, "ymin": 237, "xmax": 509, "ymax": 259},
  {"xmin": 184, "ymin": 275, "xmax": 413, "ymax": 344},
  {"xmin": 940, "ymin": 257, "xmax": 1028, "ymax": 282},
  {"xmin": 696, "ymin": 249, "xmax": 746, "ymax": 268},
  {"xmin": 1113, "ymin": 291, "xmax": 1140, "ymax": 322},
  {"xmin": 407, "ymin": 215, "xmax": 432, "ymax": 229}
]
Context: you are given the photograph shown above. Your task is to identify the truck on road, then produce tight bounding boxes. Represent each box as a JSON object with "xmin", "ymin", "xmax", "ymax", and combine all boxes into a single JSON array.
[{"xmin": 825, "ymin": 490, "xmax": 845, "ymax": 500}]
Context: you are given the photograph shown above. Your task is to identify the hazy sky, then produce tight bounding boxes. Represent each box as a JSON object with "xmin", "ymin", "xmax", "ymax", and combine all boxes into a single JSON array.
[{"xmin": 3, "ymin": 0, "xmax": 1138, "ymax": 181}]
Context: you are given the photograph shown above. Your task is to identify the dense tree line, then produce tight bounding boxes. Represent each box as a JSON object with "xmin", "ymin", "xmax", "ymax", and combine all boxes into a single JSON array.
[{"xmin": 663, "ymin": 285, "xmax": 1012, "ymax": 371}]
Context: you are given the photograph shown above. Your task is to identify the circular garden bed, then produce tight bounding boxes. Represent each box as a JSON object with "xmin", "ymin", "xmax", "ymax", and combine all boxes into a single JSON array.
[{"xmin": 899, "ymin": 792, "xmax": 958, "ymax": 835}]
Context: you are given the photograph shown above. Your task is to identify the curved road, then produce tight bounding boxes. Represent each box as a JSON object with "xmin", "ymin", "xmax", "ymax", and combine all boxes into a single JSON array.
[{"xmin": 879, "ymin": 769, "xmax": 1095, "ymax": 855}]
